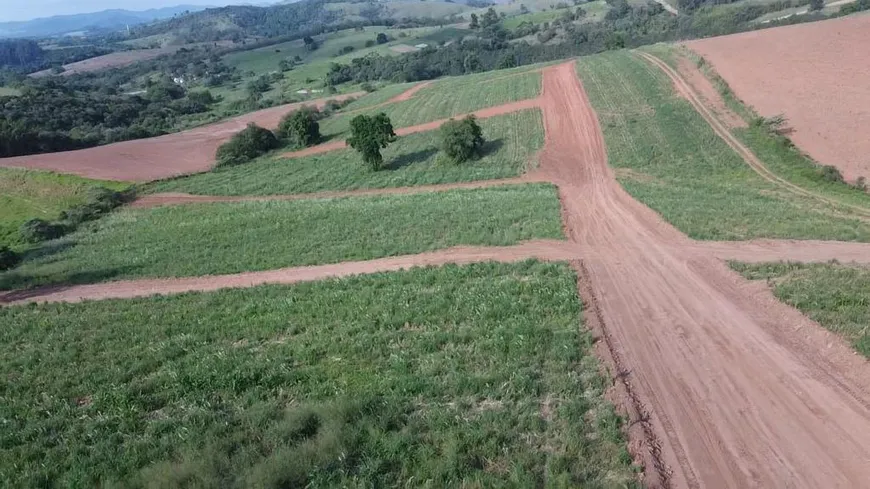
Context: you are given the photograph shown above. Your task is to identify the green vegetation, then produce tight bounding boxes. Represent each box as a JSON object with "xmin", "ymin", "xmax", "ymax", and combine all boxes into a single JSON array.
[
  {"xmin": 277, "ymin": 106, "xmax": 321, "ymax": 148},
  {"xmin": 216, "ymin": 123, "xmax": 281, "ymax": 167},
  {"xmin": 153, "ymin": 110, "xmax": 543, "ymax": 196},
  {"xmin": 347, "ymin": 113, "xmax": 398, "ymax": 170},
  {"xmin": 0, "ymin": 168, "xmax": 129, "ymax": 246},
  {"xmin": 0, "ymin": 261, "xmax": 637, "ymax": 487},
  {"xmin": 0, "ymin": 184, "xmax": 563, "ymax": 289},
  {"xmin": 732, "ymin": 261, "xmax": 870, "ymax": 357},
  {"xmin": 320, "ymin": 68, "xmax": 542, "ymax": 138},
  {"xmin": 576, "ymin": 50, "xmax": 870, "ymax": 241},
  {"xmin": 0, "ymin": 86, "xmax": 21, "ymax": 96},
  {"xmin": 440, "ymin": 115, "xmax": 485, "ymax": 163}
]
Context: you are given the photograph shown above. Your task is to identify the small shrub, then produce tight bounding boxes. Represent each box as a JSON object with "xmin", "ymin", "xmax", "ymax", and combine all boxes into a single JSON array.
[
  {"xmin": 854, "ymin": 176, "xmax": 867, "ymax": 192},
  {"xmin": 360, "ymin": 82, "xmax": 376, "ymax": 92},
  {"xmin": 365, "ymin": 39, "xmax": 376, "ymax": 48},
  {"xmin": 277, "ymin": 107, "xmax": 321, "ymax": 148},
  {"xmin": 216, "ymin": 123, "xmax": 280, "ymax": 167},
  {"xmin": 19, "ymin": 218, "xmax": 64, "ymax": 243},
  {"xmin": 0, "ymin": 245, "xmax": 20, "ymax": 271},
  {"xmin": 440, "ymin": 115, "xmax": 485, "ymax": 163},
  {"xmin": 820, "ymin": 165, "xmax": 844, "ymax": 184}
]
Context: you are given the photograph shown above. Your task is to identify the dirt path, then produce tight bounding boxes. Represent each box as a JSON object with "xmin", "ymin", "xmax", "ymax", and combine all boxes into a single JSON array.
[
  {"xmin": 699, "ymin": 239, "xmax": 870, "ymax": 264},
  {"xmin": 281, "ymin": 98, "xmax": 543, "ymax": 158},
  {"xmin": 0, "ymin": 240, "xmax": 579, "ymax": 306},
  {"xmin": 132, "ymin": 176, "xmax": 543, "ymax": 208},
  {"xmin": 535, "ymin": 60, "xmax": 870, "ymax": 488},
  {"xmin": 639, "ymin": 51, "xmax": 870, "ymax": 221},
  {"xmin": 388, "ymin": 81, "xmax": 434, "ymax": 103},
  {"xmin": 0, "ymin": 93, "xmax": 364, "ymax": 182}
]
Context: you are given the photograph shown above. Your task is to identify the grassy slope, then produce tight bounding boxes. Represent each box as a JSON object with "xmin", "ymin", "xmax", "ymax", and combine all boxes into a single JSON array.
[
  {"xmin": 649, "ymin": 44, "xmax": 870, "ymax": 209},
  {"xmin": 319, "ymin": 68, "xmax": 542, "ymax": 138},
  {"xmin": 732, "ymin": 261, "xmax": 870, "ymax": 357},
  {"xmin": 576, "ymin": 50, "xmax": 870, "ymax": 241},
  {"xmin": 0, "ymin": 185, "xmax": 563, "ymax": 289},
  {"xmin": 154, "ymin": 109, "xmax": 544, "ymax": 196},
  {"xmin": 0, "ymin": 261, "xmax": 637, "ymax": 488},
  {"xmin": 0, "ymin": 168, "xmax": 129, "ymax": 246},
  {"xmin": 0, "ymin": 86, "xmax": 20, "ymax": 96}
]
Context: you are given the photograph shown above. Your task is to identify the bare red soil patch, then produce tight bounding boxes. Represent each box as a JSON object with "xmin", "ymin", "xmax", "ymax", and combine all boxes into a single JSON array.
[
  {"xmin": 0, "ymin": 93, "xmax": 363, "ymax": 182},
  {"xmin": 675, "ymin": 56, "xmax": 745, "ymax": 128},
  {"xmin": 688, "ymin": 15, "xmax": 870, "ymax": 182}
]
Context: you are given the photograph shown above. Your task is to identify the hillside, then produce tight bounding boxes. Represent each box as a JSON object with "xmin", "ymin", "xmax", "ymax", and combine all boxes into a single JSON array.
[{"xmin": 0, "ymin": 6, "xmax": 211, "ymax": 38}]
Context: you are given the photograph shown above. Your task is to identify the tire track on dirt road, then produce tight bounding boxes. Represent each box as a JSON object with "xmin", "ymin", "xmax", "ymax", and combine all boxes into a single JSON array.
[
  {"xmin": 540, "ymin": 59, "xmax": 870, "ymax": 488},
  {"xmin": 0, "ymin": 240, "xmax": 579, "ymax": 306},
  {"xmin": 637, "ymin": 51, "xmax": 870, "ymax": 221}
]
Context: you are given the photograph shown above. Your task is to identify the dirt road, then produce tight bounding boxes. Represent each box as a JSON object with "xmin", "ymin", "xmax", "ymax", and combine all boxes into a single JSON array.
[
  {"xmin": 0, "ymin": 240, "xmax": 579, "ymax": 306},
  {"xmin": 535, "ymin": 61, "xmax": 870, "ymax": 488},
  {"xmin": 0, "ymin": 93, "xmax": 363, "ymax": 182}
]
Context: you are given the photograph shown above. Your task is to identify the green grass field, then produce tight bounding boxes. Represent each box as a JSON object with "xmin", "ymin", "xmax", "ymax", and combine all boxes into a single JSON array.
[
  {"xmin": 319, "ymin": 68, "xmax": 542, "ymax": 138},
  {"xmin": 576, "ymin": 50, "xmax": 870, "ymax": 242},
  {"xmin": 732, "ymin": 261, "xmax": 870, "ymax": 357},
  {"xmin": 0, "ymin": 168, "xmax": 130, "ymax": 246},
  {"xmin": 154, "ymin": 110, "xmax": 544, "ymax": 196},
  {"xmin": 0, "ymin": 261, "xmax": 637, "ymax": 487},
  {"xmin": 0, "ymin": 184, "xmax": 563, "ymax": 289},
  {"xmin": 0, "ymin": 86, "xmax": 21, "ymax": 96}
]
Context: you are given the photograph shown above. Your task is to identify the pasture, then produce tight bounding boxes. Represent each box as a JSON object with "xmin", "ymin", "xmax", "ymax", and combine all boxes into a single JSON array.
[
  {"xmin": 0, "ymin": 261, "xmax": 636, "ymax": 487},
  {"xmin": 153, "ymin": 110, "xmax": 544, "ymax": 196},
  {"xmin": 0, "ymin": 185, "xmax": 563, "ymax": 289},
  {"xmin": 576, "ymin": 50, "xmax": 870, "ymax": 241}
]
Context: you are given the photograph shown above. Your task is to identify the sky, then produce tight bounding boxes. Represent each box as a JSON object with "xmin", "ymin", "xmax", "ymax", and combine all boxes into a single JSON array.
[{"xmin": 0, "ymin": 0, "xmax": 255, "ymax": 22}]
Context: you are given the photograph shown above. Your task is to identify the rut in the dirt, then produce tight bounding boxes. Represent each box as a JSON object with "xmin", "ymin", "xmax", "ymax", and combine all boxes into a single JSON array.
[{"xmin": 538, "ymin": 60, "xmax": 870, "ymax": 489}]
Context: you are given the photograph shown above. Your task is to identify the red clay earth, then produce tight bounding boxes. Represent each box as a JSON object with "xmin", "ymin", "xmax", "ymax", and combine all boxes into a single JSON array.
[
  {"xmin": 7, "ymin": 61, "xmax": 870, "ymax": 488},
  {"xmin": 0, "ymin": 93, "xmax": 364, "ymax": 182},
  {"xmin": 688, "ymin": 15, "xmax": 870, "ymax": 182}
]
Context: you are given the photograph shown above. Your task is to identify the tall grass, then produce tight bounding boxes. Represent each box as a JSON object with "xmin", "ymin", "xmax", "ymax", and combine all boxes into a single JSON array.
[{"xmin": 0, "ymin": 261, "xmax": 638, "ymax": 487}]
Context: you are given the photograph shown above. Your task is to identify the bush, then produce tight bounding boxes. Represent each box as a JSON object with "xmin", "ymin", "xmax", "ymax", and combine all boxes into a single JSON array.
[
  {"xmin": 820, "ymin": 165, "xmax": 844, "ymax": 184},
  {"xmin": 0, "ymin": 245, "xmax": 19, "ymax": 271},
  {"xmin": 215, "ymin": 123, "xmax": 280, "ymax": 167},
  {"xmin": 347, "ymin": 113, "xmax": 396, "ymax": 170},
  {"xmin": 855, "ymin": 176, "xmax": 867, "ymax": 192},
  {"xmin": 365, "ymin": 39, "xmax": 376, "ymax": 48},
  {"xmin": 19, "ymin": 218, "xmax": 64, "ymax": 243},
  {"xmin": 440, "ymin": 115, "xmax": 485, "ymax": 163},
  {"xmin": 360, "ymin": 82, "xmax": 376, "ymax": 92},
  {"xmin": 277, "ymin": 107, "xmax": 321, "ymax": 148},
  {"xmin": 376, "ymin": 33, "xmax": 389, "ymax": 45}
]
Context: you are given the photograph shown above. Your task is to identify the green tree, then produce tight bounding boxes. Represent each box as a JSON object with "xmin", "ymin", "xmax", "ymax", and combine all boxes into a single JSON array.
[
  {"xmin": 347, "ymin": 113, "xmax": 396, "ymax": 170},
  {"xmin": 215, "ymin": 123, "xmax": 280, "ymax": 167},
  {"xmin": 0, "ymin": 245, "xmax": 19, "ymax": 271},
  {"xmin": 469, "ymin": 13, "xmax": 480, "ymax": 29},
  {"xmin": 481, "ymin": 7, "xmax": 500, "ymax": 28},
  {"xmin": 278, "ymin": 106, "xmax": 321, "ymax": 148},
  {"xmin": 376, "ymin": 33, "xmax": 389, "ymax": 44},
  {"xmin": 440, "ymin": 115, "xmax": 485, "ymax": 163}
]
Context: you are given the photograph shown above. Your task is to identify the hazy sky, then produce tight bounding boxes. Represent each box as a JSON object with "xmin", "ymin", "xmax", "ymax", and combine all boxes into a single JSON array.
[{"xmin": 0, "ymin": 0, "xmax": 246, "ymax": 22}]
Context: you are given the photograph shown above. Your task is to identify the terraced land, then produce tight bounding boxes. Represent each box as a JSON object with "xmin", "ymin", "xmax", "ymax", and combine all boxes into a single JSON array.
[
  {"xmin": 576, "ymin": 50, "xmax": 870, "ymax": 241},
  {"xmin": 0, "ymin": 261, "xmax": 637, "ymax": 488},
  {"xmin": 153, "ymin": 110, "xmax": 544, "ymax": 196}
]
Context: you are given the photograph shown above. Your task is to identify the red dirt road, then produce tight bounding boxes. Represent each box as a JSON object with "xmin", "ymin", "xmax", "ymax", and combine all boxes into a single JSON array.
[
  {"xmin": 536, "ymin": 61, "xmax": 870, "ymax": 488},
  {"xmin": 0, "ymin": 240, "xmax": 579, "ymax": 306},
  {"xmin": 0, "ymin": 93, "xmax": 364, "ymax": 182},
  {"xmin": 688, "ymin": 15, "xmax": 870, "ymax": 182}
]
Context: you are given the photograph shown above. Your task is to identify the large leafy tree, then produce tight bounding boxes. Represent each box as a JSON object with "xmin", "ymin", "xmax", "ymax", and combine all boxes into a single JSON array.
[
  {"xmin": 439, "ymin": 115, "xmax": 485, "ymax": 163},
  {"xmin": 278, "ymin": 106, "xmax": 321, "ymax": 148},
  {"xmin": 215, "ymin": 123, "xmax": 280, "ymax": 167},
  {"xmin": 347, "ymin": 113, "xmax": 397, "ymax": 170}
]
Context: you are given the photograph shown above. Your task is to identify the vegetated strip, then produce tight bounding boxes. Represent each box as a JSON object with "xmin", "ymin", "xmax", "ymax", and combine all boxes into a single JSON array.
[
  {"xmin": 281, "ymin": 97, "xmax": 544, "ymax": 158},
  {"xmin": 0, "ymin": 240, "xmax": 580, "ymax": 305},
  {"xmin": 0, "ymin": 184, "xmax": 564, "ymax": 291},
  {"xmin": 636, "ymin": 51, "xmax": 870, "ymax": 221},
  {"xmin": 136, "ymin": 176, "xmax": 544, "ymax": 208}
]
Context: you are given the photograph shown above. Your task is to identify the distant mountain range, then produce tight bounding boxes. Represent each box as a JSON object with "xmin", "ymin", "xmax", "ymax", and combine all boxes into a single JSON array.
[{"xmin": 0, "ymin": 6, "xmax": 215, "ymax": 38}]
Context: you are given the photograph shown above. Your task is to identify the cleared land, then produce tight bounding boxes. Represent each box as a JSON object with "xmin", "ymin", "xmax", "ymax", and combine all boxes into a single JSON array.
[
  {"xmin": 153, "ymin": 110, "xmax": 544, "ymax": 196},
  {"xmin": 576, "ymin": 50, "xmax": 870, "ymax": 241},
  {"xmin": 733, "ymin": 261, "xmax": 870, "ymax": 357},
  {"xmin": 688, "ymin": 15, "xmax": 870, "ymax": 182},
  {"xmin": 0, "ymin": 93, "xmax": 362, "ymax": 182},
  {"xmin": 0, "ymin": 185, "xmax": 563, "ymax": 290},
  {"xmin": 29, "ymin": 47, "xmax": 179, "ymax": 77},
  {"xmin": 0, "ymin": 168, "xmax": 129, "ymax": 246},
  {"xmin": 0, "ymin": 86, "xmax": 20, "ymax": 96},
  {"xmin": 0, "ymin": 261, "xmax": 636, "ymax": 487}
]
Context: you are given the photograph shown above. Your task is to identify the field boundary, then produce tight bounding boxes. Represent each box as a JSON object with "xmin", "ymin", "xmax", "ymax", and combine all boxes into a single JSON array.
[{"xmin": 636, "ymin": 51, "xmax": 870, "ymax": 221}]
